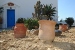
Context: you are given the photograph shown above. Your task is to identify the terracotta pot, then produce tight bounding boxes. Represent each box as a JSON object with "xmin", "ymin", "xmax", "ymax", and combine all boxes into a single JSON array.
[
  {"xmin": 0, "ymin": 17, "xmax": 3, "ymax": 24},
  {"xmin": 14, "ymin": 23, "xmax": 27, "ymax": 38},
  {"xmin": 38, "ymin": 20, "xmax": 56, "ymax": 42},
  {"xmin": 8, "ymin": 2, "xmax": 14, "ymax": 6},
  {"xmin": 59, "ymin": 24, "xmax": 68, "ymax": 32}
]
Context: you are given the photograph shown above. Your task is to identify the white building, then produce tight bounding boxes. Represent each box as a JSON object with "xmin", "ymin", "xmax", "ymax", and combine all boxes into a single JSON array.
[{"xmin": 0, "ymin": 0, "xmax": 58, "ymax": 28}]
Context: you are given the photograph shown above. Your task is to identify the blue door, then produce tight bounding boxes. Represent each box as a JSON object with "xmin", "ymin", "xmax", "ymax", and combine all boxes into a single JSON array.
[{"xmin": 7, "ymin": 9, "xmax": 15, "ymax": 28}]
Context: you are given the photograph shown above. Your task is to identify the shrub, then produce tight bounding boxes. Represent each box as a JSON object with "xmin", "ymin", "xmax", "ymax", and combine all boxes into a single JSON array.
[
  {"xmin": 16, "ymin": 18, "xmax": 24, "ymax": 23},
  {"xmin": 24, "ymin": 18, "xmax": 39, "ymax": 30},
  {"xmin": 65, "ymin": 17, "xmax": 74, "ymax": 27}
]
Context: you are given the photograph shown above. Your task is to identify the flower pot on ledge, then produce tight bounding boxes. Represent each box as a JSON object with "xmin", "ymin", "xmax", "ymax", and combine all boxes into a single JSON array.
[
  {"xmin": 14, "ymin": 18, "xmax": 27, "ymax": 38},
  {"xmin": 38, "ymin": 20, "xmax": 56, "ymax": 42}
]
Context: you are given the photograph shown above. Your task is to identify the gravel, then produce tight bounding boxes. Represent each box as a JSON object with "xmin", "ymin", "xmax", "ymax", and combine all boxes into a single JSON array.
[{"xmin": 0, "ymin": 27, "xmax": 75, "ymax": 50}]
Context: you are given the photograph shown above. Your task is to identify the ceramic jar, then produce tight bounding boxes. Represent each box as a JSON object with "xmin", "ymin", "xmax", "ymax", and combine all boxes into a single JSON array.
[
  {"xmin": 59, "ymin": 24, "xmax": 68, "ymax": 32},
  {"xmin": 38, "ymin": 20, "xmax": 56, "ymax": 42},
  {"xmin": 14, "ymin": 23, "xmax": 27, "ymax": 38}
]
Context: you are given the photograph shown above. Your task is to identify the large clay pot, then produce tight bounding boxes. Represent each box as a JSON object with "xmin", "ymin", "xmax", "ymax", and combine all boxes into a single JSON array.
[
  {"xmin": 14, "ymin": 23, "xmax": 27, "ymax": 38},
  {"xmin": 38, "ymin": 20, "xmax": 56, "ymax": 42},
  {"xmin": 59, "ymin": 24, "xmax": 68, "ymax": 32}
]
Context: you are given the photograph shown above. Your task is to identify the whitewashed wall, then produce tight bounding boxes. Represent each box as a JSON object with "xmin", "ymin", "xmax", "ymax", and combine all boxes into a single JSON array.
[{"xmin": 0, "ymin": 0, "xmax": 58, "ymax": 28}]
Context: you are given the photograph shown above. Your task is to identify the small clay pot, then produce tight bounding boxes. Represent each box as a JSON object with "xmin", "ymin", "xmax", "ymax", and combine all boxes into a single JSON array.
[
  {"xmin": 59, "ymin": 24, "xmax": 68, "ymax": 32},
  {"xmin": 14, "ymin": 23, "xmax": 27, "ymax": 38}
]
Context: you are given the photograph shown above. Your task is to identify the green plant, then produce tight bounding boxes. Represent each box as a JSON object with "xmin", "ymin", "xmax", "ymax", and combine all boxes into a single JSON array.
[
  {"xmin": 33, "ymin": 1, "xmax": 56, "ymax": 20},
  {"xmin": 24, "ymin": 18, "xmax": 39, "ymax": 30},
  {"xmin": 0, "ymin": 7, "xmax": 3, "ymax": 24},
  {"xmin": 65, "ymin": 17, "xmax": 74, "ymax": 27},
  {"xmin": 42, "ymin": 4, "xmax": 56, "ymax": 20},
  {"xmin": 16, "ymin": 18, "xmax": 24, "ymax": 23},
  {"xmin": 0, "ymin": 7, "xmax": 3, "ymax": 14}
]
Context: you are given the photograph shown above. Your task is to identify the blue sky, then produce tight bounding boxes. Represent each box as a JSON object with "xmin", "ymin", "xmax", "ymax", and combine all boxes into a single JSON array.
[{"xmin": 58, "ymin": 0, "xmax": 75, "ymax": 21}]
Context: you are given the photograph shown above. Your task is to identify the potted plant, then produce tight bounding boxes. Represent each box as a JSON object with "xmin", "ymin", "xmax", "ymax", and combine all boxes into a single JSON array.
[
  {"xmin": 0, "ymin": 7, "xmax": 3, "ymax": 24},
  {"xmin": 14, "ymin": 18, "xmax": 27, "ymax": 38},
  {"xmin": 58, "ymin": 20, "xmax": 68, "ymax": 32},
  {"xmin": 0, "ymin": 7, "xmax": 3, "ymax": 28},
  {"xmin": 24, "ymin": 18, "xmax": 33, "ymax": 30},
  {"xmin": 24, "ymin": 18, "xmax": 39, "ymax": 30},
  {"xmin": 59, "ymin": 24, "xmax": 68, "ymax": 32},
  {"xmin": 33, "ymin": 1, "xmax": 57, "ymax": 42}
]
